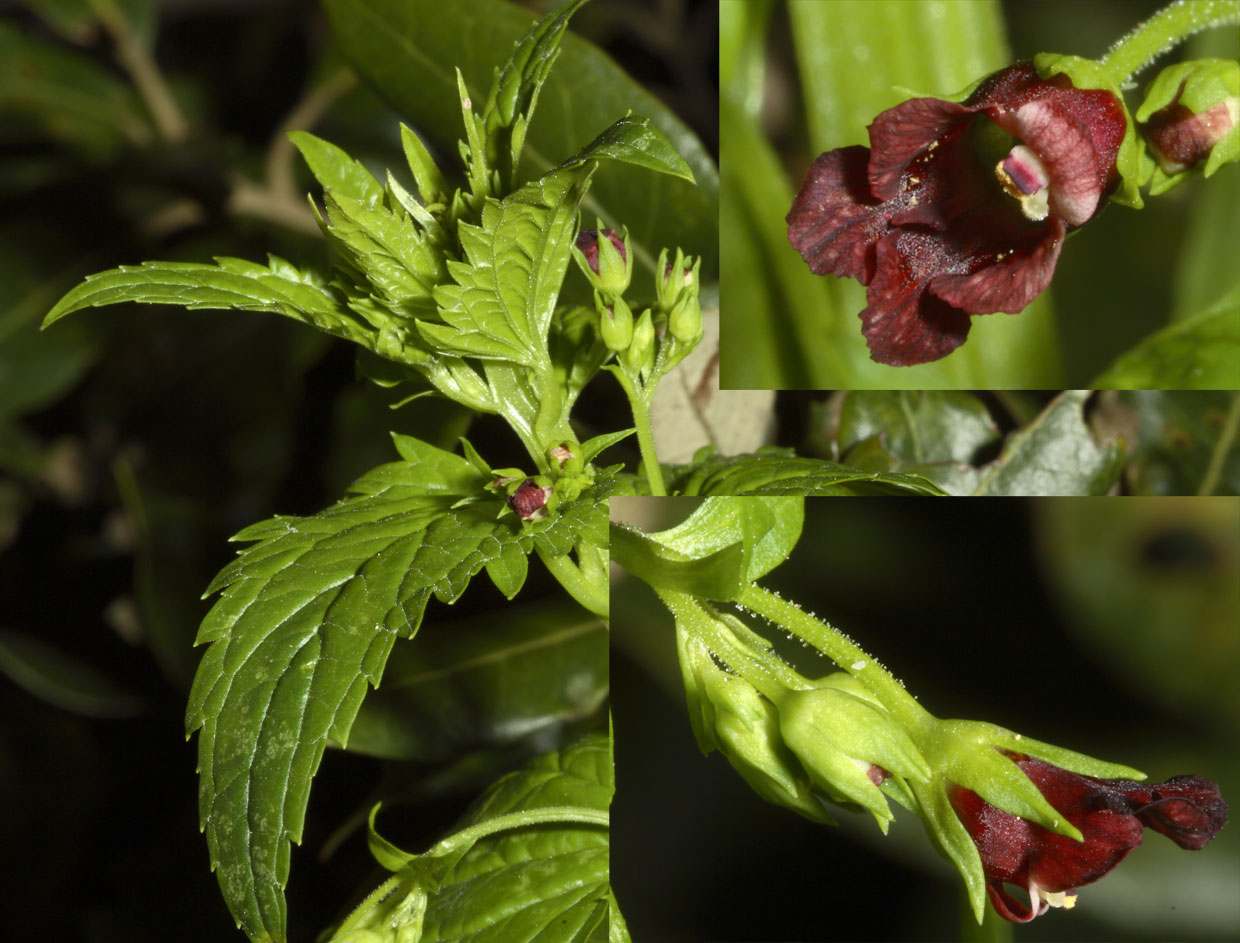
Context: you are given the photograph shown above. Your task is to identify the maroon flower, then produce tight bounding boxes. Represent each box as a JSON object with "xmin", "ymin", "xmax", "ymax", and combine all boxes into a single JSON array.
[
  {"xmin": 787, "ymin": 62, "xmax": 1127, "ymax": 366},
  {"xmin": 950, "ymin": 754, "xmax": 1228, "ymax": 923},
  {"xmin": 1143, "ymin": 93, "xmax": 1237, "ymax": 175}
]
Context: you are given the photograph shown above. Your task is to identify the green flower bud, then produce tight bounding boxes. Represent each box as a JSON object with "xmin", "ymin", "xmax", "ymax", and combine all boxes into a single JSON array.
[
  {"xmin": 679, "ymin": 633, "xmax": 832, "ymax": 823},
  {"xmin": 547, "ymin": 441, "xmax": 584, "ymax": 476},
  {"xmin": 623, "ymin": 308, "xmax": 656, "ymax": 379},
  {"xmin": 598, "ymin": 292, "xmax": 633, "ymax": 353},
  {"xmin": 667, "ymin": 292, "xmax": 702, "ymax": 345},
  {"xmin": 573, "ymin": 226, "xmax": 631, "ymax": 297},
  {"xmin": 1137, "ymin": 58, "xmax": 1239, "ymax": 194},
  {"xmin": 773, "ymin": 673, "xmax": 931, "ymax": 833}
]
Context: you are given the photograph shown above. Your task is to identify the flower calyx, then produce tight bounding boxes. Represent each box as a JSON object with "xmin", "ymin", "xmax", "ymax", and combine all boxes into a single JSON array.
[{"xmin": 573, "ymin": 225, "xmax": 631, "ymax": 298}]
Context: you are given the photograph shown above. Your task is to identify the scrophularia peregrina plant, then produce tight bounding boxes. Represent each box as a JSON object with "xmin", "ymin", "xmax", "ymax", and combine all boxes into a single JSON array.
[
  {"xmin": 786, "ymin": 0, "xmax": 1240, "ymax": 365},
  {"xmin": 610, "ymin": 498, "xmax": 1229, "ymax": 925}
]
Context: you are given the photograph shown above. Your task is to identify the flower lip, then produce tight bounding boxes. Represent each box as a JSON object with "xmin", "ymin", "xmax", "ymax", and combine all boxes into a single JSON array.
[{"xmin": 950, "ymin": 754, "xmax": 1228, "ymax": 923}]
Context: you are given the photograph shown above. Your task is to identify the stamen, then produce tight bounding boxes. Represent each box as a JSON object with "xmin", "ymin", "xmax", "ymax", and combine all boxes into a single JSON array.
[{"xmin": 994, "ymin": 144, "xmax": 1051, "ymax": 222}]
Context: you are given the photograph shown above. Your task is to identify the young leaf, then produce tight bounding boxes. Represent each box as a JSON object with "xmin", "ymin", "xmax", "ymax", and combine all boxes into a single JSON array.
[
  {"xmin": 559, "ymin": 114, "xmax": 695, "ymax": 184},
  {"xmin": 41, "ymin": 255, "xmax": 371, "ymax": 344},
  {"xmin": 185, "ymin": 436, "xmax": 610, "ymax": 942},
  {"xmin": 665, "ymin": 446, "xmax": 947, "ymax": 496},
  {"xmin": 288, "ymin": 130, "xmax": 384, "ymax": 207},
  {"xmin": 421, "ymin": 165, "xmax": 591, "ymax": 365}
]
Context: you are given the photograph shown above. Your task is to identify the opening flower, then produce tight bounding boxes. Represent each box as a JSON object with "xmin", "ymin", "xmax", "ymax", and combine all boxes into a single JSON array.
[
  {"xmin": 949, "ymin": 753, "xmax": 1228, "ymax": 922},
  {"xmin": 787, "ymin": 62, "xmax": 1128, "ymax": 366}
]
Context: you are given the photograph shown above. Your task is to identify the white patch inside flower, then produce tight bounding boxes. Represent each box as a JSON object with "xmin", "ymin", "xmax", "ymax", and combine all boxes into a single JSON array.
[
  {"xmin": 1042, "ymin": 890, "xmax": 1078, "ymax": 910},
  {"xmin": 994, "ymin": 144, "xmax": 1051, "ymax": 222}
]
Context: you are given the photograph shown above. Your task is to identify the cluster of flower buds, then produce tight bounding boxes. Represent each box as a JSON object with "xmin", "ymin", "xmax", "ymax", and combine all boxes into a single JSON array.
[
  {"xmin": 572, "ymin": 226, "xmax": 702, "ymax": 386},
  {"xmin": 1137, "ymin": 58, "xmax": 1239, "ymax": 194}
]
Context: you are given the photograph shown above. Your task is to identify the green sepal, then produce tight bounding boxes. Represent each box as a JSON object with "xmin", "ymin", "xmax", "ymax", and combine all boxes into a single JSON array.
[
  {"xmin": 400, "ymin": 122, "xmax": 449, "ymax": 208},
  {"xmin": 579, "ymin": 428, "xmax": 636, "ymax": 465},
  {"xmin": 1136, "ymin": 58, "xmax": 1240, "ymax": 195},
  {"xmin": 1035, "ymin": 52, "xmax": 1145, "ymax": 210}
]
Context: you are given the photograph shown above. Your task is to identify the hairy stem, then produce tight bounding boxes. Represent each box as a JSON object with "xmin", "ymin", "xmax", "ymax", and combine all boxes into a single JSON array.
[
  {"xmin": 1101, "ymin": 0, "xmax": 1240, "ymax": 87},
  {"xmin": 609, "ymin": 367, "xmax": 666, "ymax": 495},
  {"xmin": 1198, "ymin": 390, "xmax": 1240, "ymax": 496},
  {"xmin": 738, "ymin": 583, "xmax": 933, "ymax": 732}
]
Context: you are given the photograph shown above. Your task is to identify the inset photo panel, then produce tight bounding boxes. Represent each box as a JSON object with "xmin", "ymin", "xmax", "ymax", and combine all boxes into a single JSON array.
[
  {"xmin": 720, "ymin": 0, "xmax": 1239, "ymax": 390},
  {"xmin": 610, "ymin": 495, "xmax": 1237, "ymax": 941}
]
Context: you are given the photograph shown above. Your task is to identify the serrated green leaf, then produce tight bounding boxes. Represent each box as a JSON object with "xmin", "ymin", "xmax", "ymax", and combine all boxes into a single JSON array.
[
  {"xmin": 321, "ymin": 189, "xmax": 447, "ymax": 316},
  {"xmin": 345, "ymin": 598, "xmax": 607, "ymax": 761},
  {"xmin": 185, "ymin": 437, "xmax": 610, "ymax": 942},
  {"xmin": 288, "ymin": 130, "xmax": 384, "ymax": 206},
  {"xmin": 423, "ymin": 166, "xmax": 590, "ymax": 364},
  {"xmin": 836, "ymin": 392, "xmax": 1000, "ymax": 465},
  {"xmin": 41, "ymin": 255, "xmax": 372, "ymax": 344},
  {"xmin": 972, "ymin": 391, "xmax": 1124, "ymax": 496},
  {"xmin": 665, "ymin": 446, "xmax": 946, "ymax": 496},
  {"xmin": 560, "ymin": 114, "xmax": 695, "ymax": 184},
  {"xmin": 321, "ymin": 0, "xmax": 717, "ymax": 283}
]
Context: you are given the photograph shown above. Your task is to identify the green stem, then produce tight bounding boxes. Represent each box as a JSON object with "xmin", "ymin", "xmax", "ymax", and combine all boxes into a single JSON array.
[
  {"xmin": 428, "ymin": 807, "xmax": 608, "ymax": 858},
  {"xmin": 1100, "ymin": 0, "xmax": 1240, "ymax": 86},
  {"xmin": 536, "ymin": 544, "xmax": 609, "ymax": 620},
  {"xmin": 1197, "ymin": 390, "xmax": 1240, "ymax": 496},
  {"xmin": 738, "ymin": 583, "xmax": 933, "ymax": 731},
  {"xmin": 608, "ymin": 366, "xmax": 666, "ymax": 495}
]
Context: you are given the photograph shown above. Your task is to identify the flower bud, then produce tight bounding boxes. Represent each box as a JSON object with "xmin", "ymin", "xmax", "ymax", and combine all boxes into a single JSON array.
[
  {"xmin": 679, "ymin": 634, "xmax": 832, "ymax": 823},
  {"xmin": 667, "ymin": 293, "xmax": 702, "ymax": 345},
  {"xmin": 655, "ymin": 247, "xmax": 699, "ymax": 315},
  {"xmin": 622, "ymin": 308, "xmax": 656, "ymax": 379},
  {"xmin": 547, "ymin": 441, "xmax": 583, "ymax": 476},
  {"xmin": 573, "ymin": 227, "xmax": 631, "ymax": 297},
  {"xmin": 773, "ymin": 673, "xmax": 930, "ymax": 833},
  {"xmin": 598, "ymin": 293, "xmax": 634, "ymax": 353},
  {"xmin": 506, "ymin": 477, "xmax": 553, "ymax": 521},
  {"xmin": 1137, "ymin": 58, "xmax": 1239, "ymax": 193}
]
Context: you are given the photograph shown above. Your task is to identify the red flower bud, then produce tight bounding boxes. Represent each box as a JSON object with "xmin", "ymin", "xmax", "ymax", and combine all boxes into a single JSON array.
[
  {"xmin": 506, "ymin": 478, "xmax": 553, "ymax": 521},
  {"xmin": 950, "ymin": 754, "xmax": 1228, "ymax": 922},
  {"xmin": 575, "ymin": 229, "xmax": 627, "ymax": 274},
  {"xmin": 788, "ymin": 62, "xmax": 1128, "ymax": 366}
]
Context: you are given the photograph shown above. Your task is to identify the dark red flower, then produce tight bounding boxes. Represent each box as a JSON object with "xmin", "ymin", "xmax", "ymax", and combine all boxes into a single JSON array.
[
  {"xmin": 1143, "ymin": 94, "xmax": 1237, "ymax": 174},
  {"xmin": 787, "ymin": 62, "xmax": 1128, "ymax": 366},
  {"xmin": 950, "ymin": 754, "xmax": 1228, "ymax": 923}
]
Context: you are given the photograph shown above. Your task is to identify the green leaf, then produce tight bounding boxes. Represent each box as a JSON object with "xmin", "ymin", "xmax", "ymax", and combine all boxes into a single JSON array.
[
  {"xmin": 185, "ymin": 436, "xmax": 608, "ymax": 942},
  {"xmin": 1092, "ymin": 285, "xmax": 1240, "ymax": 389},
  {"xmin": 417, "ymin": 733, "xmax": 611, "ymax": 943},
  {"xmin": 665, "ymin": 446, "xmax": 947, "ymax": 496},
  {"xmin": 321, "ymin": 0, "xmax": 718, "ymax": 283},
  {"xmin": 344, "ymin": 599, "xmax": 607, "ymax": 761},
  {"xmin": 0, "ymin": 21, "xmax": 151, "ymax": 158},
  {"xmin": 560, "ymin": 114, "xmax": 695, "ymax": 184},
  {"xmin": 972, "ymin": 390, "xmax": 1124, "ymax": 496},
  {"xmin": 41, "ymin": 255, "xmax": 373, "ymax": 345},
  {"xmin": 321, "ymin": 188, "xmax": 446, "ymax": 316},
  {"xmin": 288, "ymin": 130, "xmax": 384, "ymax": 206},
  {"xmin": 422, "ymin": 166, "xmax": 590, "ymax": 365},
  {"xmin": 835, "ymin": 392, "xmax": 1000, "ymax": 464}
]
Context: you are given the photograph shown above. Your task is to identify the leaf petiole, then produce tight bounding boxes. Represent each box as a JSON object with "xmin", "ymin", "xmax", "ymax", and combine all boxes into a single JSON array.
[
  {"xmin": 536, "ymin": 544, "xmax": 610, "ymax": 620},
  {"xmin": 427, "ymin": 806, "xmax": 609, "ymax": 860}
]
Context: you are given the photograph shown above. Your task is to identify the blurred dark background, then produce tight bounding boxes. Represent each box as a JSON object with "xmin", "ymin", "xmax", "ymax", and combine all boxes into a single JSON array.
[{"xmin": 611, "ymin": 497, "xmax": 1239, "ymax": 942}]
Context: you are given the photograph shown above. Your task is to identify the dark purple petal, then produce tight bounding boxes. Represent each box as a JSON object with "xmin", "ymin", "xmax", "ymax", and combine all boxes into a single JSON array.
[
  {"xmin": 866, "ymin": 97, "xmax": 973, "ymax": 201},
  {"xmin": 929, "ymin": 216, "xmax": 1065, "ymax": 314},
  {"xmin": 787, "ymin": 146, "xmax": 885, "ymax": 283}
]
